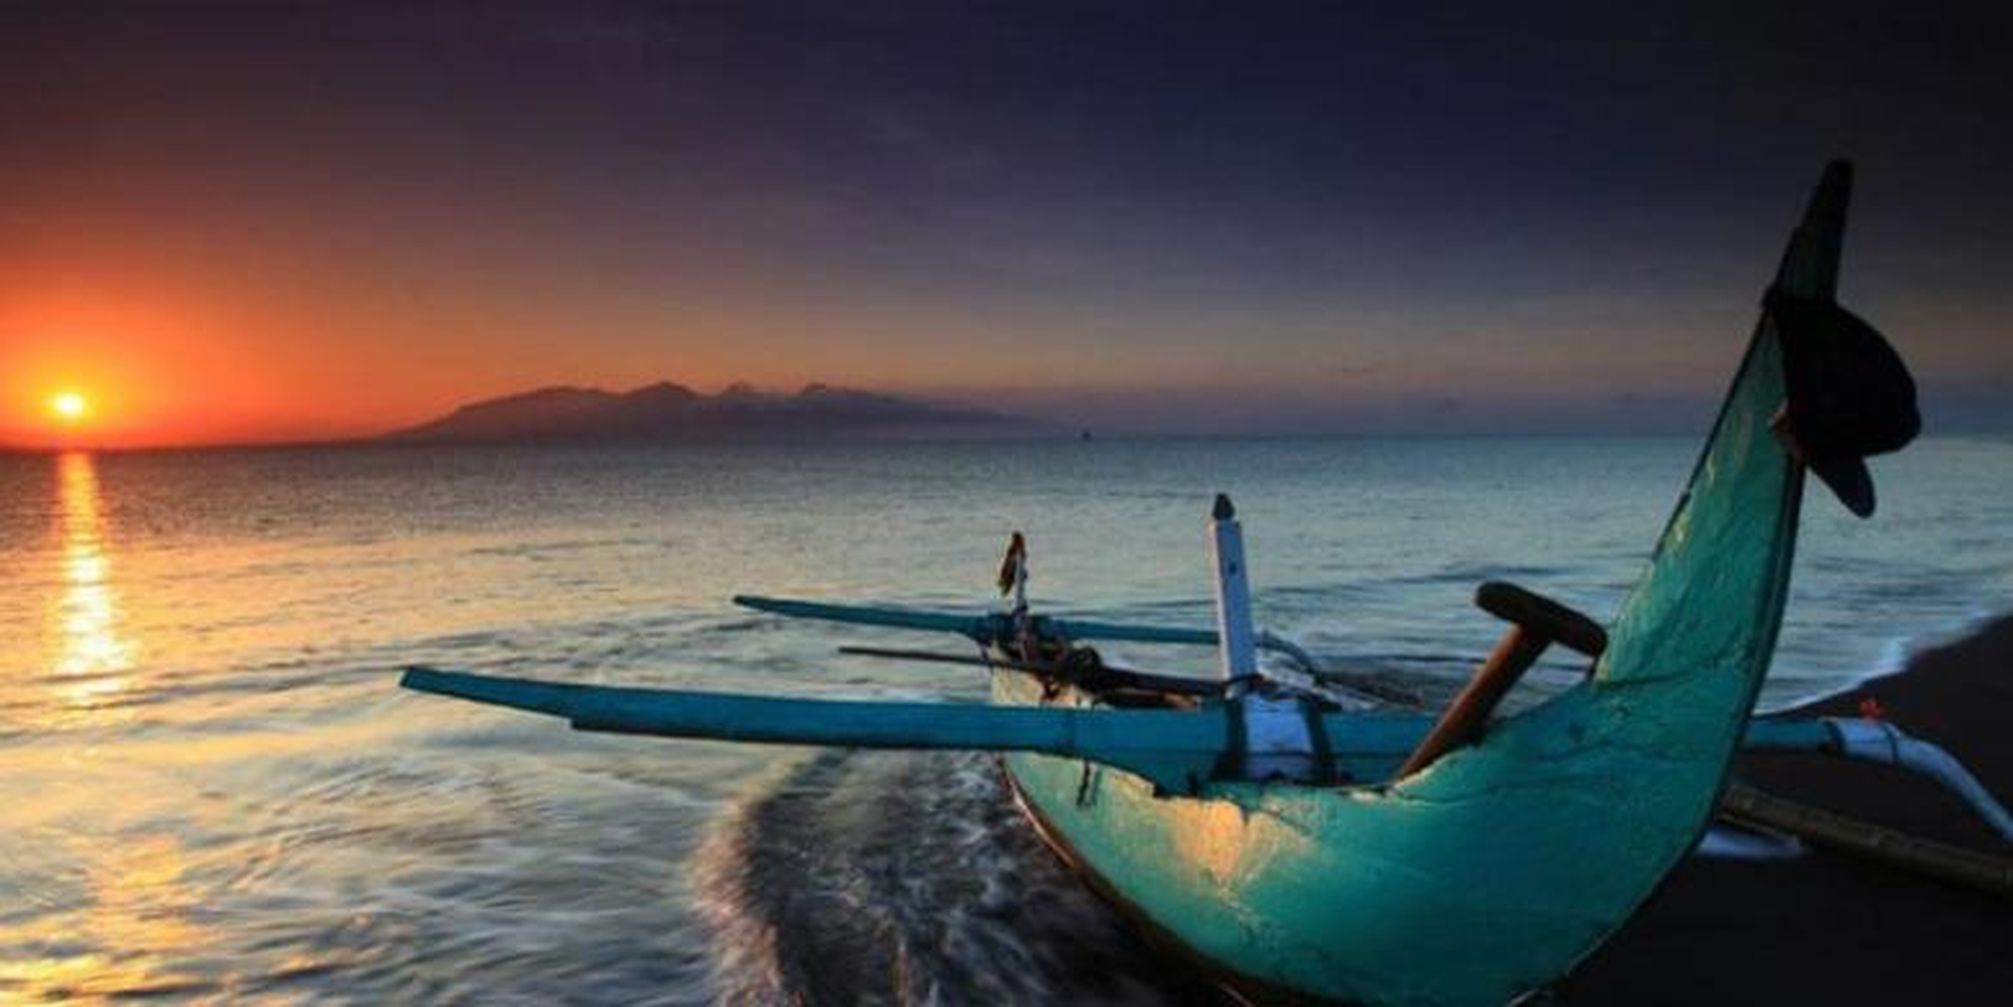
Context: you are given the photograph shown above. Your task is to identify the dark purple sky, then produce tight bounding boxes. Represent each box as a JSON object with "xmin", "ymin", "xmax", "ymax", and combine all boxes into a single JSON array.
[{"xmin": 5, "ymin": 1, "xmax": 2009, "ymax": 443}]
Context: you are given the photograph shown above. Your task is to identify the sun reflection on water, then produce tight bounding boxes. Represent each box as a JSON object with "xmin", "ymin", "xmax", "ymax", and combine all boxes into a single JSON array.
[
  {"xmin": 0, "ymin": 832, "xmax": 215, "ymax": 1001},
  {"xmin": 50, "ymin": 451, "xmax": 136, "ymax": 704}
]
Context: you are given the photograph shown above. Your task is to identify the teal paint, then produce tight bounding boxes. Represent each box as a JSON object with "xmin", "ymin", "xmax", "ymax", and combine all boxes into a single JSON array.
[
  {"xmin": 735, "ymin": 593, "xmax": 1255, "ymax": 649},
  {"xmin": 402, "ymin": 665, "xmax": 1840, "ymax": 793},
  {"xmin": 731, "ymin": 595, "xmax": 994, "ymax": 639},
  {"xmin": 1741, "ymin": 716, "xmax": 1839, "ymax": 752},
  {"xmin": 400, "ymin": 666, "xmax": 1437, "ymax": 792}
]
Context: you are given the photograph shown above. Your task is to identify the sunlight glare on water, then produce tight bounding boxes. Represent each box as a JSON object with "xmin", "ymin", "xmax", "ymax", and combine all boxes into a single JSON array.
[{"xmin": 51, "ymin": 452, "xmax": 136, "ymax": 706}]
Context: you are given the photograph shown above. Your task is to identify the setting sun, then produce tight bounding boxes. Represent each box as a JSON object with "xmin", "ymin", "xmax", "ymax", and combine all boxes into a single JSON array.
[{"xmin": 50, "ymin": 391, "xmax": 90, "ymax": 422}]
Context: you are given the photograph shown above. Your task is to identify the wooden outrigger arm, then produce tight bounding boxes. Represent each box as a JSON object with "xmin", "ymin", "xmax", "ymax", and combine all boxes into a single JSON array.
[
  {"xmin": 399, "ymin": 665, "xmax": 1436, "ymax": 792},
  {"xmin": 401, "ymin": 661, "xmax": 2013, "ymax": 854},
  {"xmin": 733, "ymin": 594, "xmax": 1223, "ymax": 648},
  {"xmin": 735, "ymin": 594, "xmax": 1335, "ymax": 669},
  {"xmin": 734, "ymin": 594, "xmax": 1408, "ymax": 705}
]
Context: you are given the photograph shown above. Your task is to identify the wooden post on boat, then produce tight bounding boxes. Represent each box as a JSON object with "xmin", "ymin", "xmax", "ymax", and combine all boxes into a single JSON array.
[
  {"xmin": 1210, "ymin": 494, "xmax": 1317, "ymax": 781},
  {"xmin": 1209, "ymin": 494, "xmax": 1259, "ymax": 694},
  {"xmin": 1396, "ymin": 581, "xmax": 1607, "ymax": 778}
]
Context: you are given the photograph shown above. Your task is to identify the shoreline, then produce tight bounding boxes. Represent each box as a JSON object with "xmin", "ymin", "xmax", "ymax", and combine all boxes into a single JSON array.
[
  {"xmin": 1564, "ymin": 613, "xmax": 2013, "ymax": 1002},
  {"xmin": 1754, "ymin": 603, "xmax": 2013, "ymax": 716}
]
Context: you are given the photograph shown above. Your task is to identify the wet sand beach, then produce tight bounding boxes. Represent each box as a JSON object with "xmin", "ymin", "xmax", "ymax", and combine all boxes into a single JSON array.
[{"xmin": 1566, "ymin": 615, "xmax": 2013, "ymax": 1002}]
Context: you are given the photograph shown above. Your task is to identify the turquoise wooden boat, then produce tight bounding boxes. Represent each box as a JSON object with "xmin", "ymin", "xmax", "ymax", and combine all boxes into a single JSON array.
[{"xmin": 401, "ymin": 162, "xmax": 1977, "ymax": 1004}]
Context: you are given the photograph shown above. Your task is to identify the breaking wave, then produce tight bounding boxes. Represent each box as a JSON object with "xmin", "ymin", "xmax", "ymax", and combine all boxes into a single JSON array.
[{"xmin": 692, "ymin": 750, "xmax": 1219, "ymax": 1005}]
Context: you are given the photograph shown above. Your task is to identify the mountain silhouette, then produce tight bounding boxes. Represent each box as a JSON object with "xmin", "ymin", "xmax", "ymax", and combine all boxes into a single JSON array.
[{"xmin": 386, "ymin": 382, "xmax": 1029, "ymax": 443}]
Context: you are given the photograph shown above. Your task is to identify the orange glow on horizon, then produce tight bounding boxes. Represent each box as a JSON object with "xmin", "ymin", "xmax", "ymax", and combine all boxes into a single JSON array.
[{"xmin": 0, "ymin": 276, "xmax": 824, "ymax": 449}]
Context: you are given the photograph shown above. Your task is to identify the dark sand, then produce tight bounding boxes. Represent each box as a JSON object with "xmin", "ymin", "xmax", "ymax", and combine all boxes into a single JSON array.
[{"xmin": 1563, "ymin": 615, "xmax": 2013, "ymax": 1003}]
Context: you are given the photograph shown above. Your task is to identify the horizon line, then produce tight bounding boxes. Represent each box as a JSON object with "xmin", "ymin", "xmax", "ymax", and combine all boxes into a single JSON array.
[{"xmin": 10, "ymin": 426, "xmax": 2013, "ymax": 457}]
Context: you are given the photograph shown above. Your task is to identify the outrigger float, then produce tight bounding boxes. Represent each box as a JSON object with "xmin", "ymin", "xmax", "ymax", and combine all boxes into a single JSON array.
[{"xmin": 402, "ymin": 162, "xmax": 2012, "ymax": 1005}]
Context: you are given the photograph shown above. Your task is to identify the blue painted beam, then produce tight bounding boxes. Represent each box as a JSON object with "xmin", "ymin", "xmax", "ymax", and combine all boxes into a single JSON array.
[
  {"xmin": 734, "ymin": 593, "xmax": 1254, "ymax": 649},
  {"xmin": 401, "ymin": 666, "xmax": 1846, "ymax": 793}
]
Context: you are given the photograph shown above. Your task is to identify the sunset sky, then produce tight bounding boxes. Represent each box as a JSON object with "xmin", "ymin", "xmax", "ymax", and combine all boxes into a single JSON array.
[{"xmin": 4, "ymin": 2, "xmax": 2010, "ymax": 447}]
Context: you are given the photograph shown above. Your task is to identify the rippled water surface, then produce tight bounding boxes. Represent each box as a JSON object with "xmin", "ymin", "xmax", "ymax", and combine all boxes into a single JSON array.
[{"xmin": 2, "ymin": 437, "xmax": 2008, "ymax": 1001}]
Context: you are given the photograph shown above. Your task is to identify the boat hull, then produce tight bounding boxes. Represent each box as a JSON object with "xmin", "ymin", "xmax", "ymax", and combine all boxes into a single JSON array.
[
  {"xmin": 993, "ymin": 670, "xmax": 1743, "ymax": 1005},
  {"xmin": 992, "ymin": 304, "xmax": 1806, "ymax": 1004}
]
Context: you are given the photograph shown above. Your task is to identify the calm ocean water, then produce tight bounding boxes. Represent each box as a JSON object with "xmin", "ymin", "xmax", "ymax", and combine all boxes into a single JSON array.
[{"xmin": 2, "ymin": 436, "xmax": 2009, "ymax": 1001}]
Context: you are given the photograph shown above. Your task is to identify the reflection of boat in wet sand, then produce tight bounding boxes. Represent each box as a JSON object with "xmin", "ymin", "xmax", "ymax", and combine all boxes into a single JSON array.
[{"xmin": 402, "ymin": 163, "xmax": 2010, "ymax": 1004}]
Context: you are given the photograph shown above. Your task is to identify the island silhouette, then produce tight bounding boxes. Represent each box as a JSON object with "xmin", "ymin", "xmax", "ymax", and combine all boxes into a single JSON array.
[{"xmin": 385, "ymin": 381, "xmax": 1033, "ymax": 443}]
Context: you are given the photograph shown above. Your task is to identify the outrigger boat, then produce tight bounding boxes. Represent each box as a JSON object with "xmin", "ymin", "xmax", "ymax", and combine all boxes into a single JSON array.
[{"xmin": 402, "ymin": 162, "xmax": 2012, "ymax": 1005}]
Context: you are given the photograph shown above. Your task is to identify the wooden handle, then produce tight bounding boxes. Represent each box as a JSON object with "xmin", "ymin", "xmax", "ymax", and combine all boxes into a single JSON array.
[
  {"xmin": 1475, "ymin": 581, "xmax": 1607, "ymax": 657},
  {"xmin": 1393, "ymin": 583, "xmax": 1607, "ymax": 780},
  {"xmin": 1396, "ymin": 627, "xmax": 1549, "ymax": 778}
]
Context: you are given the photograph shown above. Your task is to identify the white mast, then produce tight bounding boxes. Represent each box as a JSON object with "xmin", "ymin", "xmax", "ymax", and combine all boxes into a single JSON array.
[
  {"xmin": 1208, "ymin": 494, "xmax": 1316, "ymax": 781},
  {"xmin": 1208, "ymin": 494, "xmax": 1259, "ymax": 693}
]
